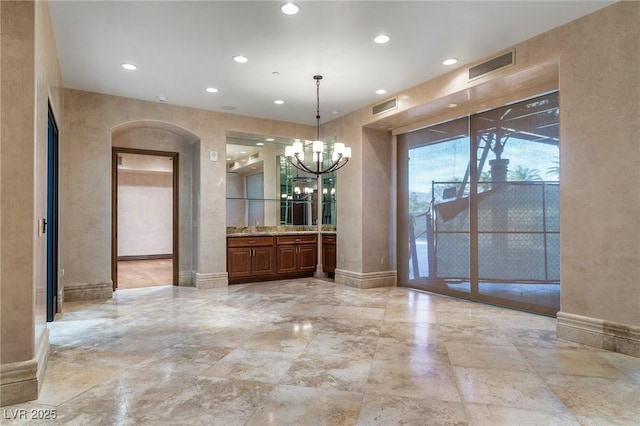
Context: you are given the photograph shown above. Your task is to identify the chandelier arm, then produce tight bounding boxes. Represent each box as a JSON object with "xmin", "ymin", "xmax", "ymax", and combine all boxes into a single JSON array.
[
  {"xmin": 322, "ymin": 158, "xmax": 349, "ymax": 174},
  {"xmin": 286, "ymin": 156, "xmax": 315, "ymax": 175},
  {"xmin": 318, "ymin": 158, "xmax": 349, "ymax": 175}
]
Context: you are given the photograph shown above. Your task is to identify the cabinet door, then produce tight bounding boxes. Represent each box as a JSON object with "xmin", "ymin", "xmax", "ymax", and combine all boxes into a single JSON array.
[
  {"xmin": 252, "ymin": 246, "xmax": 276, "ymax": 276},
  {"xmin": 298, "ymin": 244, "xmax": 317, "ymax": 272},
  {"xmin": 323, "ymin": 244, "xmax": 336, "ymax": 273},
  {"xmin": 277, "ymin": 245, "xmax": 297, "ymax": 273},
  {"xmin": 228, "ymin": 247, "xmax": 252, "ymax": 278}
]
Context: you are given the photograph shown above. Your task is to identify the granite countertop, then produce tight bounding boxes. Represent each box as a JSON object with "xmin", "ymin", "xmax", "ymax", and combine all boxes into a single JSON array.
[{"xmin": 227, "ymin": 225, "xmax": 336, "ymax": 237}]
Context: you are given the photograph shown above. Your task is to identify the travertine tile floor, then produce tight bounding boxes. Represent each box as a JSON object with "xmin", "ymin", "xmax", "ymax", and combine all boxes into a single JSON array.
[
  {"xmin": 117, "ymin": 259, "xmax": 173, "ymax": 289},
  {"xmin": 5, "ymin": 278, "xmax": 639, "ymax": 425}
]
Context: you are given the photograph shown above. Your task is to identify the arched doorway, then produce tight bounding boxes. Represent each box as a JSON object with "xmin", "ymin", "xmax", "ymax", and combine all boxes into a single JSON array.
[{"xmin": 111, "ymin": 121, "xmax": 200, "ymax": 290}]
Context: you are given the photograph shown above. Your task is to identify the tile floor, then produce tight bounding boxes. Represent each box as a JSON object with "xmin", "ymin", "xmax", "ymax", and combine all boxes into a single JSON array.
[
  {"xmin": 4, "ymin": 278, "xmax": 639, "ymax": 425},
  {"xmin": 117, "ymin": 259, "xmax": 173, "ymax": 289}
]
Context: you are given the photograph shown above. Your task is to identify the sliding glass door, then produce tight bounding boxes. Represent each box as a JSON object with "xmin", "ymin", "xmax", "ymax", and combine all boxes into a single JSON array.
[{"xmin": 398, "ymin": 92, "xmax": 560, "ymax": 316}]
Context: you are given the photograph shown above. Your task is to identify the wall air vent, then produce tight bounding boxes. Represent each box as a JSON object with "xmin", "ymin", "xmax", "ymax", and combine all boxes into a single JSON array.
[
  {"xmin": 372, "ymin": 97, "xmax": 398, "ymax": 115},
  {"xmin": 469, "ymin": 50, "xmax": 515, "ymax": 81}
]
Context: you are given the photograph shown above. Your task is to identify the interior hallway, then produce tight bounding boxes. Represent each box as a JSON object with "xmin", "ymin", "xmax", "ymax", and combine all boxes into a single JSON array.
[{"xmin": 4, "ymin": 278, "xmax": 638, "ymax": 425}]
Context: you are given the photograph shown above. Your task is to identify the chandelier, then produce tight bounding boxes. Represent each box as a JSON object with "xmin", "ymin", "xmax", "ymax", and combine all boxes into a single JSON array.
[{"xmin": 284, "ymin": 75, "xmax": 351, "ymax": 176}]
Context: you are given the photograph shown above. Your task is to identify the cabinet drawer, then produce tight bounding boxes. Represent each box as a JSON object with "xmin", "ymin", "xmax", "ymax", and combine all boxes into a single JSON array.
[
  {"xmin": 277, "ymin": 234, "xmax": 317, "ymax": 245},
  {"xmin": 322, "ymin": 234, "xmax": 336, "ymax": 244},
  {"xmin": 227, "ymin": 236, "xmax": 275, "ymax": 247}
]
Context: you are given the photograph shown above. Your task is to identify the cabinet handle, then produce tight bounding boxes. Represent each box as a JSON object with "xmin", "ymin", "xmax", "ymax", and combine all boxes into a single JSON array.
[
  {"xmin": 249, "ymin": 240, "xmax": 256, "ymax": 244},
  {"xmin": 295, "ymin": 238, "xmax": 301, "ymax": 242}
]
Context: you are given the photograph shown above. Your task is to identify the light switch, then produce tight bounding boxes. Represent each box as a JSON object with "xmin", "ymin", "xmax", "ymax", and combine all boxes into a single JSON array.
[{"xmin": 209, "ymin": 150, "xmax": 218, "ymax": 162}]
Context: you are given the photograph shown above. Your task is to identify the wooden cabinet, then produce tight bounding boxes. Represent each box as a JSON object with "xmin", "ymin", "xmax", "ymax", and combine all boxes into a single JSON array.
[
  {"xmin": 322, "ymin": 234, "xmax": 336, "ymax": 274},
  {"xmin": 227, "ymin": 233, "xmax": 319, "ymax": 284},
  {"xmin": 276, "ymin": 234, "xmax": 317, "ymax": 274},
  {"xmin": 227, "ymin": 236, "xmax": 276, "ymax": 280}
]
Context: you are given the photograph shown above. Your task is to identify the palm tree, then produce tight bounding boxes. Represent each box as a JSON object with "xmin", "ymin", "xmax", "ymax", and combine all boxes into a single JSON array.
[
  {"xmin": 508, "ymin": 165, "xmax": 542, "ymax": 181},
  {"xmin": 546, "ymin": 158, "xmax": 560, "ymax": 180}
]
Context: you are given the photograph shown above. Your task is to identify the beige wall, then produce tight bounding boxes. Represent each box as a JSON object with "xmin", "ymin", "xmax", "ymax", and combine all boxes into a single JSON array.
[
  {"xmin": 117, "ymin": 171, "xmax": 173, "ymax": 256},
  {"xmin": 327, "ymin": 2, "xmax": 638, "ymax": 337},
  {"xmin": 62, "ymin": 89, "xmax": 314, "ymax": 293},
  {"xmin": 1, "ymin": 0, "xmax": 63, "ymax": 405}
]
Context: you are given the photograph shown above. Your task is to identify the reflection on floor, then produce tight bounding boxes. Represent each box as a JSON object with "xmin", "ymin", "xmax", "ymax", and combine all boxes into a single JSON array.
[
  {"xmin": 6, "ymin": 278, "xmax": 639, "ymax": 424},
  {"xmin": 444, "ymin": 281, "xmax": 560, "ymax": 310},
  {"xmin": 117, "ymin": 258, "xmax": 172, "ymax": 289}
]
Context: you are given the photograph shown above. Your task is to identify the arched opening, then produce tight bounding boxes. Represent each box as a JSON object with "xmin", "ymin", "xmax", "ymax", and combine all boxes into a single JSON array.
[{"xmin": 111, "ymin": 121, "xmax": 200, "ymax": 289}]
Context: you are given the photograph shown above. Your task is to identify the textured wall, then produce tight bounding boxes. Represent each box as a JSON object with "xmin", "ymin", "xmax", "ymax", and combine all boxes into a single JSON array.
[
  {"xmin": 1, "ymin": 0, "xmax": 37, "ymax": 365},
  {"xmin": 117, "ymin": 171, "xmax": 173, "ymax": 256},
  {"xmin": 1, "ymin": 0, "xmax": 64, "ymax": 405},
  {"xmin": 556, "ymin": 3, "xmax": 639, "ymax": 326},
  {"xmin": 61, "ymin": 89, "xmax": 314, "ymax": 293}
]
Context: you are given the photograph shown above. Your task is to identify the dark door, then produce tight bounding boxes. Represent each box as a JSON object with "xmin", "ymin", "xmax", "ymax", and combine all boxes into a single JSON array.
[{"xmin": 46, "ymin": 103, "xmax": 59, "ymax": 322}]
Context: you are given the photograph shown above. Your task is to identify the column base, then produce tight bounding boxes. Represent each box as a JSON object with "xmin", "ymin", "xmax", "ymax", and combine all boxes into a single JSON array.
[
  {"xmin": 0, "ymin": 329, "xmax": 49, "ymax": 406},
  {"xmin": 334, "ymin": 269, "xmax": 396, "ymax": 289}
]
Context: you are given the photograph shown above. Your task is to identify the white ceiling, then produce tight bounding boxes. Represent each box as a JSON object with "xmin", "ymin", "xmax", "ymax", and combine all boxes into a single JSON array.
[{"xmin": 49, "ymin": 1, "xmax": 612, "ymax": 126}]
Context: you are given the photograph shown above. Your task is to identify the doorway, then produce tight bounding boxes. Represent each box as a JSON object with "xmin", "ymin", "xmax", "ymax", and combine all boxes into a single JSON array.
[
  {"xmin": 112, "ymin": 148, "xmax": 179, "ymax": 289},
  {"xmin": 398, "ymin": 92, "xmax": 560, "ymax": 316},
  {"xmin": 46, "ymin": 102, "xmax": 59, "ymax": 322}
]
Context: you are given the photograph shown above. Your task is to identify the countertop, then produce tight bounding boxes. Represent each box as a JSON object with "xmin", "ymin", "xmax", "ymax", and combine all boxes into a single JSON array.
[{"xmin": 227, "ymin": 226, "xmax": 336, "ymax": 237}]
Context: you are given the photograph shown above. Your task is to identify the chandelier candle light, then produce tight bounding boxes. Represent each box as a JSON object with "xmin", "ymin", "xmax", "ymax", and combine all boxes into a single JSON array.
[
  {"xmin": 285, "ymin": 75, "xmax": 352, "ymax": 278},
  {"xmin": 284, "ymin": 75, "xmax": 351, "ymax": 175}
]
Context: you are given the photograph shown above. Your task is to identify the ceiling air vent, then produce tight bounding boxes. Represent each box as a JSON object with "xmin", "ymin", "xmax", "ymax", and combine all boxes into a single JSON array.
[
  {"xmin": 228, "ymin": 161, "xmax": 236, "ymax": 169},
  {"xmin": 469, "ymin": 50, "xmax": 515, "ymax": 81},
  {"xmin": 250, "ymin": 153, "xmax": 260, "ymax": 160},
  {"xmin": 372, "ymin": 97, "xmax": 398, "ymax": 115}
]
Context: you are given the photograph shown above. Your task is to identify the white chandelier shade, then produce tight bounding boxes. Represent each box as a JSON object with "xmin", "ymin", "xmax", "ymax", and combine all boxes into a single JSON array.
[{"xmin": 284, "ymin": 75, "xmax": 352, "ymax": 176}]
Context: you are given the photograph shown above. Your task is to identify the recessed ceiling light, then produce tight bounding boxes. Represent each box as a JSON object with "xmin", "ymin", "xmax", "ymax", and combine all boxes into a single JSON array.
[
  {"xmin": 265, "ymin": 138, "xmax": 275, "ymax": 142},
  {"xmin": 233, "ymin": 55, "xmax": 248, "ymax": 63},
  {"xmin": 206, "ymin": 87, "xmax": 218, "ymax": 93},
  {"xmin": 376, "ymin": 89, "xmax": 387, "ymax": 95},
  {"xmin": 256, "ymin": 142, "xmax": 265, "ymax": 146},
  {"xmin": 447, "ymin": 103, "xmax": 458, "ymax": 108},
  {"xmin": 443, "ymin": 58, "xmax": 458, "ymax": 66},
  {"xmin": 274, "ymin": 100, "xmax": 284, "ymax": 105},
  {"xmin": 156, "ymin": 95, "xmax": 167, "ymax": 102},
  {"xmin": 240, "ymin": 151, "xmax": 247, "ymax": 154},
  {"xmin": 281, "ymin": 2, "xmax": 300, "ymax": 15},
  {"xmin": 121, "ymin": 63, "xmax": 137, "ymax": 70},
  {"xmin": 374, "ymin": 34, "xmax": 390, "ymax": 44}
]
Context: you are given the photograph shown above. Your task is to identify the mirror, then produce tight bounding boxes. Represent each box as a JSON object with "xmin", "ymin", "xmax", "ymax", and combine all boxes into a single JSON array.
[{"xmin": 226, "ymin": 131, "xmax": 337, "ymax": 228}]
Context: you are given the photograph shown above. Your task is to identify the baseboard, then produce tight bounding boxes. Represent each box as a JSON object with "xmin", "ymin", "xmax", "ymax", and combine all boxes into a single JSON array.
[
  {"xmin": 179, "ymin": 271, "xmax": 193, "ymax": 286},
  {"xmin": 0, "ymin": 329, "xmax": 50, "ymax": 407},
  {"xmin": 334, "ymin": 269, "xmax": 397, "ymax": 289},
  {"xmin": 194, "ymin": 272, "xmax": 228, "ymax": 289},
  {"xmin": 557, "ymin": 311, "xmax": 640, "ymax": 358},
  {"xmin": 64, "ymin": 281, "xmax": 113, "ymax": 301},
  {"xmin": 117, "ymin": 254, "xmax": 172, "ymax": 261}
]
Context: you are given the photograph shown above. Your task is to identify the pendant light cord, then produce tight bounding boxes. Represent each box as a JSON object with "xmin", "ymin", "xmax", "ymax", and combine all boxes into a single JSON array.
[{"xmin": 314, "ymin": 75, "xmax": 323, "ymax": 141}]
